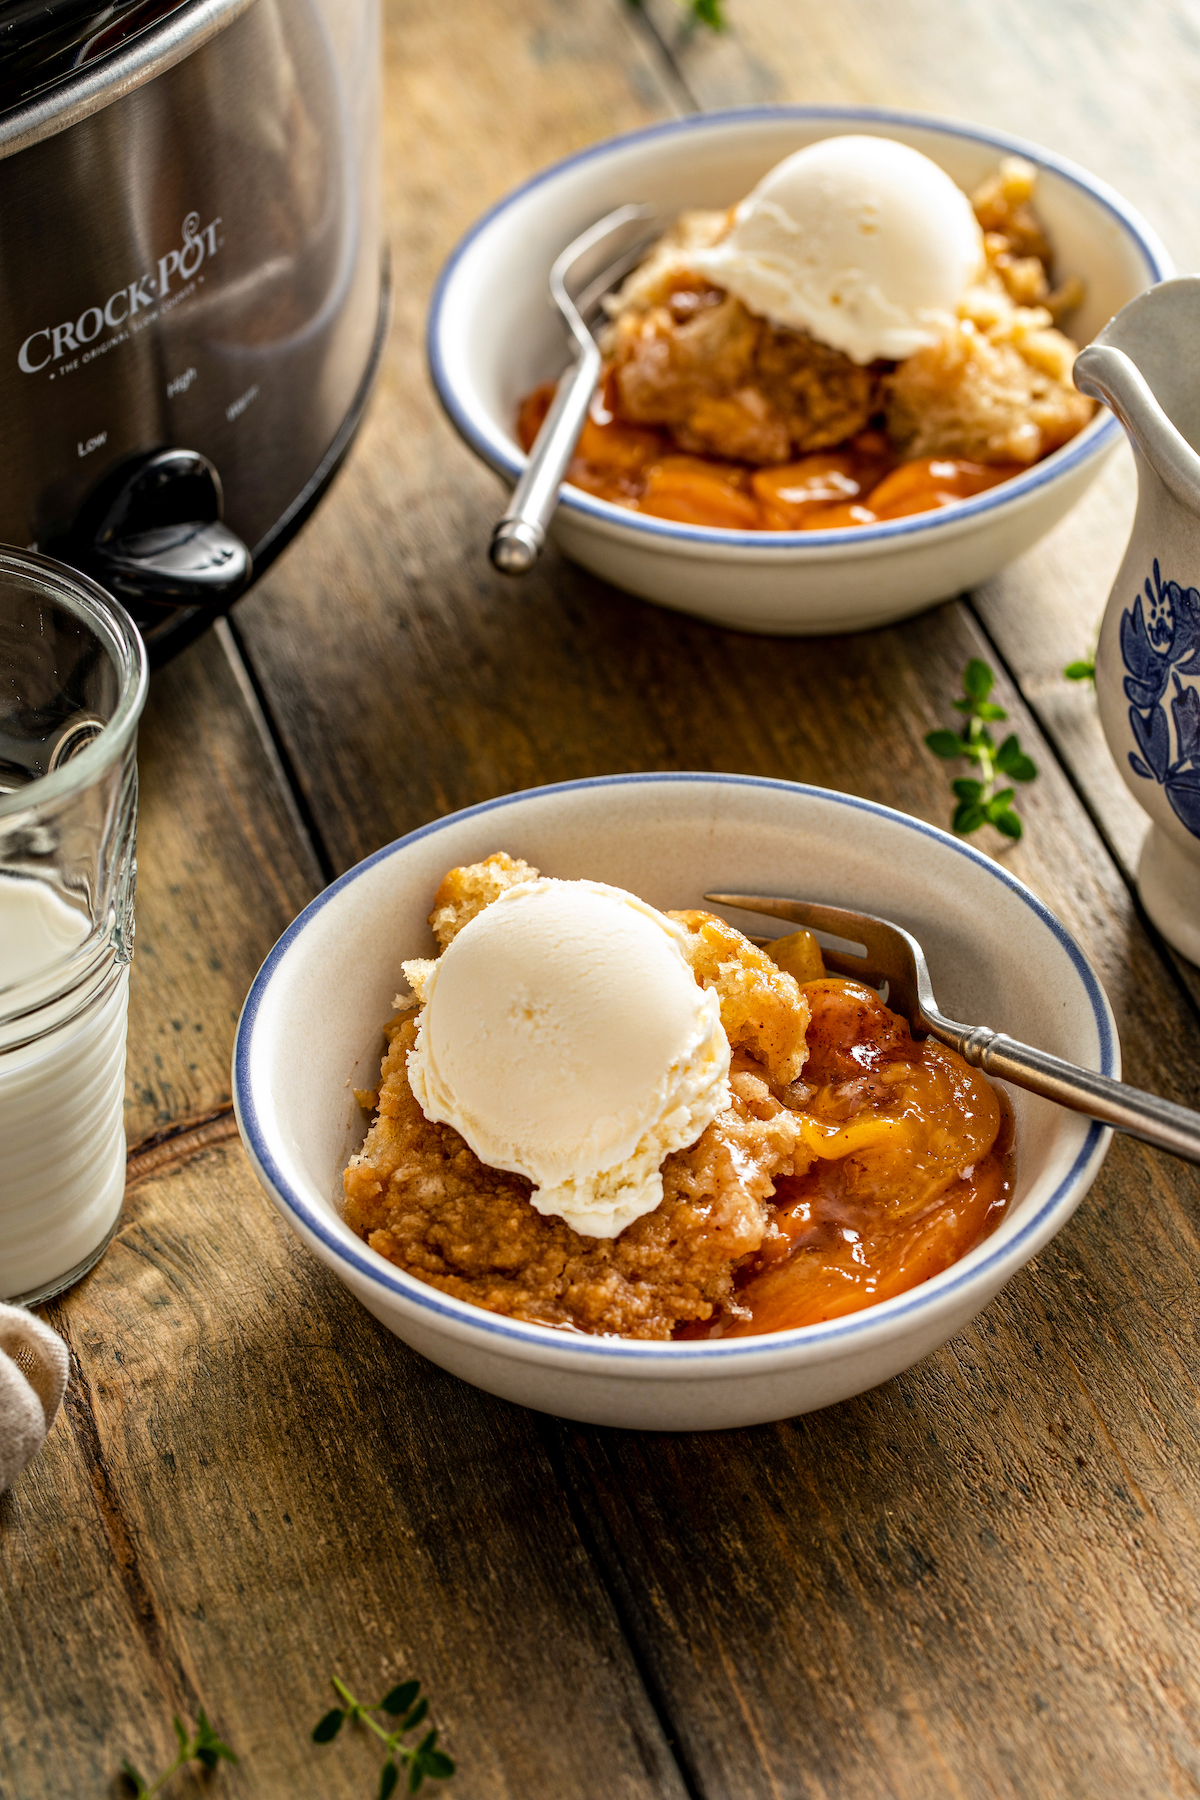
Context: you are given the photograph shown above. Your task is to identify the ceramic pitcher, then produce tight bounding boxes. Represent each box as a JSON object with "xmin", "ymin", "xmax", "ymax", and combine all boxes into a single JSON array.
[{"xmin": 1075, "ymin": 276, "xmax": 1200, "ymax": 964}]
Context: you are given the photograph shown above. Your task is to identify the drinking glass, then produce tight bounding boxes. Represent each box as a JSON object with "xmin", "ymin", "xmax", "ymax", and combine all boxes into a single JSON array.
[{"xmin": 0, "ymin": 550, "xmax": 147, "ymax": 1303}]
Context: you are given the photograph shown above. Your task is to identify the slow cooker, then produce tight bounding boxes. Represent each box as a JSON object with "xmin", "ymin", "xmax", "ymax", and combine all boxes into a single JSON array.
[{"xmin": 0, "ymin": 0, "xmax": 385, "ymax": 662}]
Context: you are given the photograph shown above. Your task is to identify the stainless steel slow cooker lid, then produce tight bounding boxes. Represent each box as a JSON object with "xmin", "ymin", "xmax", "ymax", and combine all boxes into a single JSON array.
[{"xmin": 0, "ymin": 0, "xmax": 255, "ymax": 159}]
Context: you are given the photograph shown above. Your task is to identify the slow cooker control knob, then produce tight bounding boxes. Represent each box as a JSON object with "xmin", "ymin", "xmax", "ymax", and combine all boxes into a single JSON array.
[{"xmin": 69, "ymin": 448, "xmax": 251, "ymax": 612}]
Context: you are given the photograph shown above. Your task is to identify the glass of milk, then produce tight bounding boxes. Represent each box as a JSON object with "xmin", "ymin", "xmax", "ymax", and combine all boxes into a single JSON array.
[{"xmin": 0, "ymin": 550, "xmax": 148, "ymax": 1303}]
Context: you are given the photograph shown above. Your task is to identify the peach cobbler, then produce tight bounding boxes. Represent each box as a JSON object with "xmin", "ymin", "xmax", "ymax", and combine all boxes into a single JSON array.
[
  {"xmin": 342, "ymin": 853, "xmax": 1013, "ymax": 1340},
  {"xmin": 517, "ymin": 138, "xmax": 1094, "ymax": 531}
]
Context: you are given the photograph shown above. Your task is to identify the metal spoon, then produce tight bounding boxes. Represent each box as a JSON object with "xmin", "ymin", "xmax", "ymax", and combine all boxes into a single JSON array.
[
  {"xmin": 706, "ymin": 891, "xmax": 1200, "ymax": 1165},
  {"xmin": 489, "ymin": 203, "xmax": 657, "ymax": 576}
]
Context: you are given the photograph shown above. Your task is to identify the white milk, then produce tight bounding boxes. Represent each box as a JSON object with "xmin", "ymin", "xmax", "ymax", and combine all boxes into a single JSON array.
[{"xmin": 0, "ymin": 876, "xmax": 128, "ymax": 1300}]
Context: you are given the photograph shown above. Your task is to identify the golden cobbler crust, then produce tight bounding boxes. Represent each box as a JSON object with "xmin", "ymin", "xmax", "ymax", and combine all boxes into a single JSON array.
[
  {"xmin": 342, "ymin": 860, "xmax": 816, "ymax": 1339},
  {"xmin": 344, "ymin": 1021, "xmax": 809, "ymax": 1338},
  {"xmin": 667, "ymin": 909, "xmax": 811, "ymax": 1087},
  {"xmin": 601, "ymin": 160, "xmax": 1093, "ymax": 471},
  {"xmin": 428, "ymin": 850, "xmax": 538, "ymax": 948},
  {"xmin": 607, "ymin": 287, "xmax": 881, "ymax": 465}
]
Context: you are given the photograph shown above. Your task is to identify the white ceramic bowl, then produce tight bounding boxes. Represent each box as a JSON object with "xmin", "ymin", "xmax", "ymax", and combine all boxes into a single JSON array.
[
  {"xmin": 428, "ymin": 105, "xmax": 1171, "ymax": 634},
  {"xmin": 234, "ymin": 774, "xmax": 1117, "ymax": 1431}
]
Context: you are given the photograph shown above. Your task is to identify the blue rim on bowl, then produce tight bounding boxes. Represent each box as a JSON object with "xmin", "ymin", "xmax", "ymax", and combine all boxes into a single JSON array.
[
  {"xmin": 234, "ymin": 772, "xmax": 1117, "ymax": 1363},
  {"xmin": 428, "ymin": 104, "xmax": 1172, "ymax": 553}
]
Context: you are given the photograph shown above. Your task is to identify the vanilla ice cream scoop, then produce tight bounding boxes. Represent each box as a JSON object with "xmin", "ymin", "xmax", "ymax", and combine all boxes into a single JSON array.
[
  {"xmin": 691, "ymin": 134, "xmax": 984, "ymax": 364},
  {"xmin": 405, "ymin": 878, "xmax": 730, "ymax": 1238}
]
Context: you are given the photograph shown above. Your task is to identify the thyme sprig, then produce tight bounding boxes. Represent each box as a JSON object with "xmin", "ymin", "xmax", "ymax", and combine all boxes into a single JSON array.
[
  {"xmin": 627, "ymin": 0, "xmax": 728, "ymax": 31},
  {"xmin": 1063, "ymin": 620, "xmax": 1098, "ymax": 684},
  {"xmin": 926, "ymin": 658, "xmax": 1037, "ymax": 839},
  {"xmin": 679, "ymin": 0, "xmax": 726, "ymax": 24},
  {"xmin": 313, "ymin": 1676, "xmax": 455, "ymax": 1797},
  {"xmin": 121, "ymin": 1710, "xmax": 237, "ymax": 1796}
]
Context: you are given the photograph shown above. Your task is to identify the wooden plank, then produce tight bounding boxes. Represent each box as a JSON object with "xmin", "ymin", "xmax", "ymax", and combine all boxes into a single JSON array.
[
  {"xmin": 494, "ymin": 8, "xmax": 1200, "ymax": 1794},
  {"xmin": 553, "ymin": 1246, "xmax": 1200, "ymax": 1800},
  {"xmin": 2, "ymin": 16, "xmax": 693, "ymax": 1799},
  {"xmin": 233, "ymin": 0, "xmax": 674, "ymax": 873},
  {"xmin": 51, "ymin": 3, "xmax": 1200, "ymax": 1798},
  {"xmin": 641, "ymin": 0, "xmax": 1200, "ymax": 1001},
  {"xmin": 0, "ymin": 1131, "xmax": 687, "ymax": 1800},
  {"xmin": 228, "ymin": 0, "xmax": 1200, "ymax": 1791},
  {"xmin": 524, "ymin": 608, "xmax": 1200, "ymax": 1800},
  {"xmin": 176, "ymin": 583, "xmax": 1200, "ymax": 1799},
  {"xmin": 125, "ymin": 624, "xmax": 322, "ymax": 1145},
  {"xmin": 0, "ymin": 623, "xmax": 329, "ymax": 1798},
  {"xmin": 0, "ymin": 607, "xmax": 329, "ymax": 1798},
  {"xmin": 645, "ymin": 0, "xmax": 1200, "ymax": 275},
  {"xmin": 7, "ymin": 582, "xmax": 688, "ymax": 1795},
  {"xmin": 0, "ymin": 1330, "xmax": 176, "ymax": 1800}
]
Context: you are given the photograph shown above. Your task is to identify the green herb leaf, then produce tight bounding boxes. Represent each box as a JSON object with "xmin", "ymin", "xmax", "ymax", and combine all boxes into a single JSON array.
[
  {"xmin": 930, "ymin": 658, "xmax": 1036, "ymax": 841},
  {"xmin": 994, "ymin": 735, "xmax": 1037, "ymax": 781},
  {"xmin": 963, "ymin": 658, "xmax": 994, "ymax": 701},
  {"xmin": 193, "ymin": 1710, "xmax": 238, "ymax": 1766},
  {"xmin": 318, "ymin": 1673, "xmax": 452, "ymax": 1794},
  {"xmin": 411, "ymin": 1729, "xmax": 455, "ymax": 1789},
  {"xmin": 1064, "ymin": 658, "xmax": 1095, "ymax": 682},
  {"xmin": 120, "ymin": 1710, "xmax": 238, "ymax": 1795},
  {"xmin": 382, "ymin": 1682, "xmax": 421, "ymax": 1718},
  {"xmin": 625, "ymin": 0, "xmax": 727, "ymax": 28},
  {"xmin": 952, "ymin": 800, "xmax": 987, "ymax": 835}
]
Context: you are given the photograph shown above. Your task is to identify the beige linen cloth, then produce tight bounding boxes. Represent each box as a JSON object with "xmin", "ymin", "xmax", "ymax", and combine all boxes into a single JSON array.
[{"xmin": 0, "ymin": 1302, "xmax": 69, "ymax": 1494}]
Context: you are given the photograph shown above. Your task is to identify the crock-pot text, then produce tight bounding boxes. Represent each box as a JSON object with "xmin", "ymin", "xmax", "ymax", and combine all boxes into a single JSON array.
[{"xmin": 16, "ymin": 213, "xmax": 222, "ymax": 374}]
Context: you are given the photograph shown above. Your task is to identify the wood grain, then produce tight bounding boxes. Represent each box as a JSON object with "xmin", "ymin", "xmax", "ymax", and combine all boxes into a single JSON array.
[
  {"xmin": 645, "ymin": 0, "xmax": 1200, "ymax": 1006},
  {"xmin": 233, "ymin": 0, "xmax": 673, "ymax": 871},
  {"xmin": 124, "ymin": 624, "xmax": 321, "ymax": 1144},
  {"xmin": 228, "ymin": 1, "xmax": 1200, "ymax": 1795},
  {"xmin": 1, "ymin": 1135, "xmax": 687, "ymax": 1800},
  {"xmin": 648, "ymin": 0, "xmax": 1200, "ymax": 276},
  {"xmin": 8, "ymin": 2, "xmax": 1200, "ymax": 1797}
]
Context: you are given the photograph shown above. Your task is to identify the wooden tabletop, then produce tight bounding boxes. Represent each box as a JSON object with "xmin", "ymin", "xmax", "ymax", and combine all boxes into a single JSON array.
[{"xmin": 6, "ymin": 3, "xmax": 1200, "ymax": 1795}]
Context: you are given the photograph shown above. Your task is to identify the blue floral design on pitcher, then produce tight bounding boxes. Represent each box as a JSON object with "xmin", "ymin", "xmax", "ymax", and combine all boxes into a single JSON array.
[{"xmin": 1121, "ymin": 559, "xmax": 1200, "ymax": 837}]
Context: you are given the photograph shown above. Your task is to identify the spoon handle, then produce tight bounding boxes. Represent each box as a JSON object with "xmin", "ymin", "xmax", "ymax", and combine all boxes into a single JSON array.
[
  {"xmin": 489, "ymin": 336, "xmax": 601, "ymax": 575},
  {"xmin": 928, "ymin": 1019, "xmax": 1200, "ymax": 1164}
]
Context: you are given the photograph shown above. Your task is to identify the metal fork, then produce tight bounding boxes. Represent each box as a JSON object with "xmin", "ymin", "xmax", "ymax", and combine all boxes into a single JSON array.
[
  {"xmin": 706, "ymin": 892, "xmax": 1200, "ymax": 1165},
  {"xmin": 489, "ymin": 203, "xmax": 657, "ymax": 576}
]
